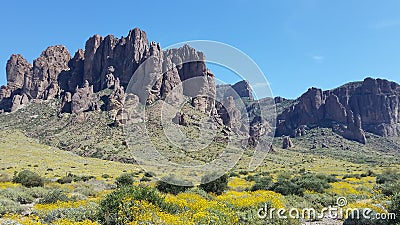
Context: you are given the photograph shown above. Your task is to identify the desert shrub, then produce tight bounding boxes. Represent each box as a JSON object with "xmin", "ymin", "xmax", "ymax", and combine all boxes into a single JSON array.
[
  {"xmin": 12, "ymin": 170, "xmax": 44, "ymax": 188},
  {"xmin": 28, "ymin": 187, "xmax": 49, "ymax": 198},
  {"xmin": 0, "ymin": 197, "xmax": 22, "ymax": 215},
  {"xmin": 115, "ymin": 173, "xmax": 135, "ymax": 188},
  {"xmin": 343, "ymin": 209, "xmax": 389, "ymax": 225},
  {"xmin": 389, "ymin": 193, "xmax": 400, "ymax": 224},
  {"xmin": 342, "ymin": 174, "xmax": 361, "ymax": 180},
  {"xmin": 156, "ymin": 175, "xmax": 193, "ymax": 195},
  {"xmin": 292, "ymin": 173, "xmax": 331, "ymax": 193},
  {"xmin": 57, "ymin": 176, "xmax": 73, "ymax": 184},
  {"xmin": 98, "ymin": 186, "xmax": 176, "ymax": 224},
  {"xmin": 272, "ymin": 176, "xmax": 303, "ymax": 196},
  {"xmin": 250, "ymin": 175, "xmax": 273, "ymax": 191},
  {"xmin": 379, "ymin": 182, "xmax": 400, "ymax": 196},
  {"xmin": 185, "ymin": 187, "xmax": 213, "ymax": 200},
  {"xmin": 0, "ymin": 172, "xmax": 10, "ymax": 182},
  {"xmin": 245, "ymin": 174, "xmax": 259, "ymax": 182},
  {"xmin": 376, "ymin": 169, "xmax": 400, "ymax": 184},
  {"xmin": 199, "ymin": 173, "xmax": 228, "ymax": 195},
  {"xmin": 57, "ymin": 173, "xmax": 95, "ymax": 184},
  {"xmin": 239, "ymin": 171, "xmax": 249, "ymax": 175},
  {"xmin": 229, "ymin": 171, "xmax": 240, "ymax": 177},
  {"xmin": 101, "ymin": 174, "xmax": 110, "ymax": 179},
  {"xmin": 40, "ymin": 189, "xmax": 69, "ymax": 204},
  {"xmin": 144, "ymin": 171, "xmax": 155, "ymax": 178},
  {"xmin": 0, "ymin": 187, "xmax": 34, "ymax": 204},
  {"xmin": 80, "ymin": 175, "xmax": 95, "ymax": 182},
  {"xmin": 140, "ymin": 176, "xmax": 151, "ymax": 182},
  {"xmin": 360, "ymin": 170, "xmax": 375, "ymax": 177},
  {"xmin": 42, "ymin": 202, "xmax": 100, "ymax": 223},
  {"xmin": 376, "ymin": 169, "xmax": 400, "ymax": 196},
  {"xmin": 73, "ymin": 184, "xmax": 97, "ymax": 197}
]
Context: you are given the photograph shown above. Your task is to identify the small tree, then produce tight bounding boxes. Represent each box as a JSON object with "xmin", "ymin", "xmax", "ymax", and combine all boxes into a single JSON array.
[
  {"xmin": 115, "ymin": 173, "xmax": 134, "ymax": 188},
  {"xmin": 13, "ymin": 170, "xmax": 44, "ymax": 188},
  {"xmin": 156, "ymin": 175, "xmax": 193, "ymax": 195},
  {"xmin": 199, "ymin": 173, "xmax": 228, "ymax": 195}
]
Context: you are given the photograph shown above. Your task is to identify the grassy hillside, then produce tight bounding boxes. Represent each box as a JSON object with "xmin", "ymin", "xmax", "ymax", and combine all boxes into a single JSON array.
[{"xmin": 0, "ymin": 100, "xmax": 400, "ymax": 224}]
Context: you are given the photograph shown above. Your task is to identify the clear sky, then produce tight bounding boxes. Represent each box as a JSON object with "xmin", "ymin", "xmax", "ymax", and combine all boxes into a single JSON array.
[{"xmin": 1, "ymin": 0, "xmax": 400, "ymax": 99}]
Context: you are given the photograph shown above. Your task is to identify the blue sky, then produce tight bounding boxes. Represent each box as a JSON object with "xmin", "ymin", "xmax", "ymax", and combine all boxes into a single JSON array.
[{"xmin": 1, "ymin": 0, "xmax": 400, "ymax": 99}]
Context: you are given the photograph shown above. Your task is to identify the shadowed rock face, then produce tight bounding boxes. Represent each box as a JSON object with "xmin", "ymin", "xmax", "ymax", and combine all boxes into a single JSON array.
[{"xmin": 276, "ymin": 77, "xmax": 400, "ymax": 143}]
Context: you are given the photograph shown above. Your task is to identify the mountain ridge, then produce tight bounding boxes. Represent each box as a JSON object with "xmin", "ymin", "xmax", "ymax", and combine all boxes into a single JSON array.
[{"xmin": 0, "ymin": 27, "xmax": 400, "ymax": 147}]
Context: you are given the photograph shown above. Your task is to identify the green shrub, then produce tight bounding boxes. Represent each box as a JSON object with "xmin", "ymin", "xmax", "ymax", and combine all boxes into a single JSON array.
[
  {"xmin": 115, "ymin": 173, "xmax": 135, "ymax": 188},
  {"xmin": 74, "ymin": 184, "xmax": 97, "ymax": 197},
  {"xmin": 41, "ymin": 202, "xmax": 100, "ymax": 223},
  {"xmin": 101, "ymin": 174, "xmax": 110, "ymax": 179},
  {"xmin": 292, "ymin": 173, "xmax": 331, "ymax": 193},
  {"xmin": 272, "ymin": 176, "xmax": 303, "ymax": 196},
  {"xmin": 28, "ymin": 187, "xmax": 49, "ymax": 198},
  {"xmin": 98, "ymin": 186, "xmax": 176, "ymax": 224},
  {"xmin": 156, "ymin": 175, "xmax": 193, "ymax": 195},
  {"xmin": 376, "ymin": 169, "xmax": 400, "ymax": 196},
  {"xmin": 343, "ymin": 209, "xmax": 389, "ymax": 225},
  {"xmin": 199, "ymin": 173, "xmax": 228, "ymax": 195},
  {"xmin": 229, "ymin": 171, "xmax": 240, "ymax": 177},
  {"xmin": 184, "ymin": 187, "xmax": 213, "ymax": 200},
  {"xmin": 40, "ymin": 189, "xmax": 69, "ymax": 204},
  {"xmin": 12, "ymin": 170, "xmax": 44, "ymax": 188},
  {"xmin": 144, "ymin": 171, "xmax": 155, "ymax": 178},
  {"xmin": 57, "ymin": 173, "xmax": 95, "ymax": 184},
  {"xmin": 250, "ymin": 176, "xmax": 273, "ymax": 191},
  {"xmin": 0, "ymin": 197, "xmax": 22, "ymax": 216},
  {"xmin": 0, "ymin": 187, "xmax": 34, "ymax": 204},
  {"xmin": 140, "ymin": 176, "xmax": 151, "ymax": 182},
  {"xmin": 389, "ymin": 193, "xmax": 400, "ymax": 224},
  {"xmin": 342, "ymin": 174, "xmax": 361, "ymax": 180},
  {"xmin": 57, "ymin": 176, "xmax": 73, "ymax": 184},
  {"xmin": 238, "ymin": 171, "xmax": 249, "ymax": 175},
  {"xmin": 376, "ymin": 169, "xmax": 400, "ymax": 184}
]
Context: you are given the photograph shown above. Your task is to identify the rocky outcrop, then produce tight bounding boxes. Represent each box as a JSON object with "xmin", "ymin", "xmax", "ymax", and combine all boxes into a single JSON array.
[
  {"xmin": 107, "ymin": 78, "xmax": 125, "ymax": 115},
  {"xmin": 5, "ymin": 54, "xmax": 32, "ymax": 95},
  {"xmin": 216, "ymin": 80, "xmax": 254, "ymax": 101},
  {"xmin": 71, "ymin": 80, "xmax": 95, "ymax": 114},
  {"xmin": 82, "ymin": 28, "xmax": 148, "ymax": 92},
  {"xmin": 10, "ymin": 94, "xmax": 29, "ymax": 112},
  {"xmin": 172, "ymin": 112, "xmax": 189, "ymax": 126},
  {"xmin": 276, "ymin": 78, "xmax": 400, "ymax": 143},
  {"xmin": 217, "ymin": 96, "xmax": 242, "ymax": 132},
  {"xmin": 1, "ymin": 28, "xmax": 217, "ymax": 115},
  {"xmin": 282, "ymin": 136, "xmax": 293, "ymax": 149},
  {"xmin": 29, "ymin": 46, "xmax": 71, "ymax": 99}
]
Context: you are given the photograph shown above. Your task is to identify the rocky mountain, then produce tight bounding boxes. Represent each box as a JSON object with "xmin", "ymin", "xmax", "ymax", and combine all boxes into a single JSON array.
[
  {"xmin": 276, "ymin": 77, "xmax": 400, "ymax": 144},
  {"xmin": 1, "ymin": 27, "xmax": 400, "ymax": 147},
  {"xmin": 0, "ymin": 28, "xmax": 217, "ymax": 116},
  {"xmin": 0, "ymin": 28, "xmax": 256, "ymax": 145}
]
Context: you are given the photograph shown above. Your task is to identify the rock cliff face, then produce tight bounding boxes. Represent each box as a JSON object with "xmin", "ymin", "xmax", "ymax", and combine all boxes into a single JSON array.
[
  {"xmin": 0, "ymin": 28, "xmax": 216, "ymax": 116},
  {"xmin": 276, "ymin": 78, "xmax": 400, "ymax": 143},
  {"xmin": 216, "ymin": 80, "xmax": 253, "ymax": 101}
]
